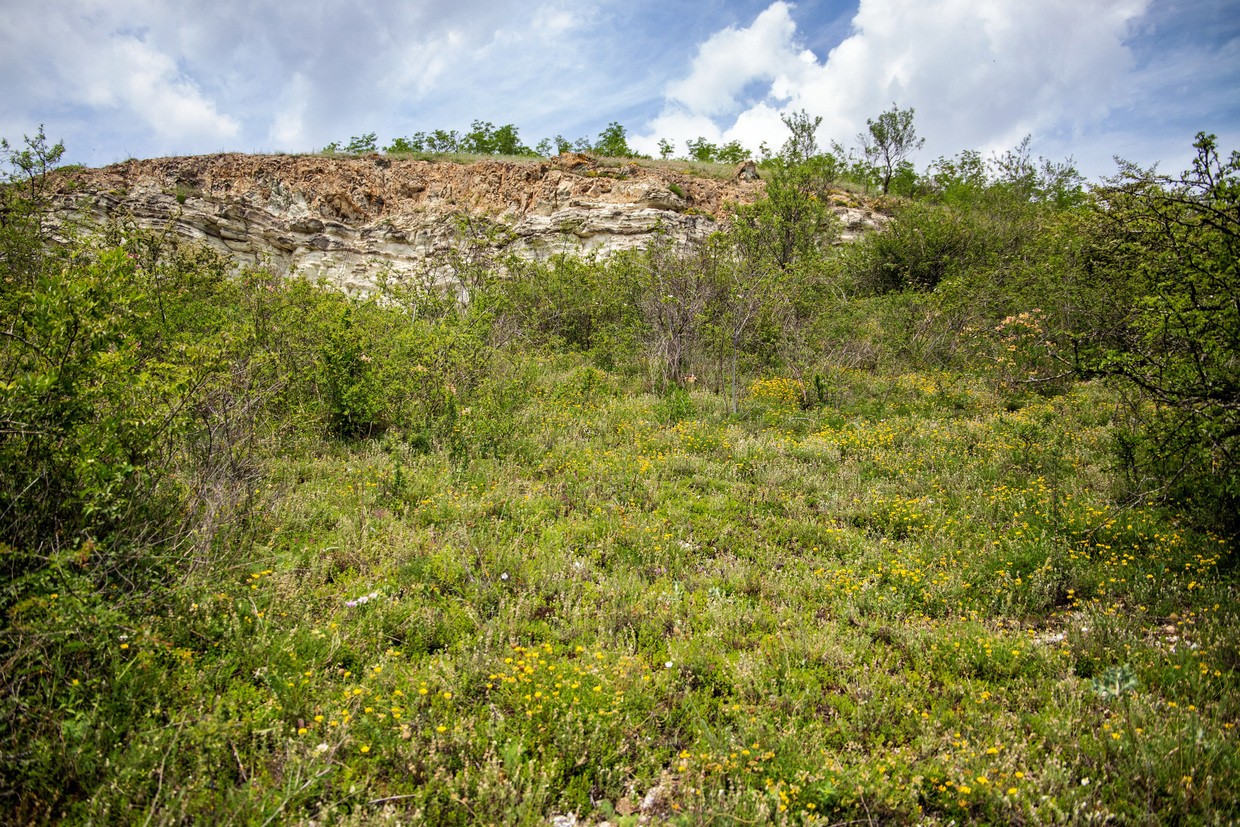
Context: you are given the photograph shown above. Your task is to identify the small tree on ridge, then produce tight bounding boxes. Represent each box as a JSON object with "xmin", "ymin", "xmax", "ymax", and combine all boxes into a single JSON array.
[{"xmin": 859, "ymin": 104, "xmax": 925, "ymax": 194}]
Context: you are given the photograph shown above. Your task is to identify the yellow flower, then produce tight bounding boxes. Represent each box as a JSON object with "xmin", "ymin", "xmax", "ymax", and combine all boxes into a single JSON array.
[{"xmin": 360, "ymin": 745, "xmax": 371, "ymax": 754}]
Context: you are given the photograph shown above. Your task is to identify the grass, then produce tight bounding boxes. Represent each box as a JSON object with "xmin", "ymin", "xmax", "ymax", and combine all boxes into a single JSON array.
[
  {"xmin": 337, "ymin": 148, "xmax": 746, "ymax": 182},
  {"xmin": 25, "ymin": 355, "xmax": 1238, "ymax": 824}
]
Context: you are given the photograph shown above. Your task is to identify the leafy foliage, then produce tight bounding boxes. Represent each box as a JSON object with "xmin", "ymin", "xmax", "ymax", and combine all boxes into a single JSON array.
[
  {"xmin": 1089, "ymin": 133, "xmax": 1240, "ymax": 528},
  {"xmin": 323, "ymin": 132, "xmax": 379, "ymax": 155},
  {"xmin": 731, "ymin": 112, "xmax": 839, "ymax": 271},
  {"xmin": 593, "ymin": 122, "xmax": 640, "ymax": 158},
  {"xmin": 859, "ymin": 103, "xmax": 925, "ymax": 194}
]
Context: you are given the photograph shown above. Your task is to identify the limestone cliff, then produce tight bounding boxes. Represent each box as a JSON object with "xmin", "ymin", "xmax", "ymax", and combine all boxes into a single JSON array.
[{"xmin": 49, "ymin": 153, "xmax": 885, "ymax": 291}]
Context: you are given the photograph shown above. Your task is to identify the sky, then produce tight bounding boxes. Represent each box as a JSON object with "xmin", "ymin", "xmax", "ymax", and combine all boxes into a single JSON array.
[{"xmin": 1, "ymin": 0, "xmax": 1238, "ymax": 181}]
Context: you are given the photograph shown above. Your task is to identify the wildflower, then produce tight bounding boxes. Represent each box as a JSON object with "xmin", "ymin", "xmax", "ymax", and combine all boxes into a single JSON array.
[{"xmin": 346, "ymin": 590, "xmax": 381, "ymax": 608}]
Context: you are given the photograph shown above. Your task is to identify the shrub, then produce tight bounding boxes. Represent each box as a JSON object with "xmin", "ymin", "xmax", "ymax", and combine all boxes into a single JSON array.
[
  {"xmin": 849, "ymin": 202, "xmax": 973, "ymax": 293},
  {"xmin": 1090, "ymin": 134, "xmax": 1240, "ymax": 530}
]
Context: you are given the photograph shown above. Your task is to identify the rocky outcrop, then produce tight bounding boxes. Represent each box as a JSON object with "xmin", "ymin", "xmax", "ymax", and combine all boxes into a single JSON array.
[{"xmin": 48, "ymin": 153, "xmax": 886, "ymax": 292}]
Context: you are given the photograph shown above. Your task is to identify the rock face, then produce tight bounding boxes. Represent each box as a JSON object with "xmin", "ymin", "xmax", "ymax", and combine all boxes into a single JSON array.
[{"xmin": 48, "ymin": 153, "xmax": 886, "ymax": 291}]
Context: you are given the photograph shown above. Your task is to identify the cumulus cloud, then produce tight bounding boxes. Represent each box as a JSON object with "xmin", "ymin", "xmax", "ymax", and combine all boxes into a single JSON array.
[
  {"xmin": 664, "ymin": 3, "xmax": 811, "ymax": 118},
  {"xmin": 106, "ymin": 37, "xmax": 241, "ymax": 141},
  {"xmin": 0, "ymin": 3, "xmax": 239, "ymax": 153},
  {"xmin": 633, "ymin": 0, "xmax": 1153, "ymax": 172},
  {"xmin": 0, "ymin": 0, "xmax": 624, "ymax": 164},
  {"xmin": 1, "ymin": 0, "xmax": 1227, "ymax": 175}
]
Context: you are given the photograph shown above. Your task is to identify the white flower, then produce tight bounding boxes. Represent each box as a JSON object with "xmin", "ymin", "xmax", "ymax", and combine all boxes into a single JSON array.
[
  {"xmin": 316, "ymin": 743, "xmax": 329, "ymax": 753},
  {"xmin": 501, "ymin": 572, "xmax": 509, "ymax": 581},
  {"xmin": 665, "ymin": 661, "xmax": 674, "ymax": 669}
]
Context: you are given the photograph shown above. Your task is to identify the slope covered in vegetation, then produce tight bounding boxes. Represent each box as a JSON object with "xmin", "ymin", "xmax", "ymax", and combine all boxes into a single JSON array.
[{"xmin": 2, "ymin": 123, "xmax": 1238, "ymax": 824}]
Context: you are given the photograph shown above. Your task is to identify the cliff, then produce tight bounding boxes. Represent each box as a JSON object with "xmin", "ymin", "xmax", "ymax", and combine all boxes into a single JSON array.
[{"xmin": 48, "ymin": 152, "xmax": 885, "ymax": 291}]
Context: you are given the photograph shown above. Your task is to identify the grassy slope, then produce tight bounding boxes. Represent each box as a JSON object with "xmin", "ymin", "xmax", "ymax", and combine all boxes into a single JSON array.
[{"xmin": 59, "ymin": 357, "xmax": 1238, "ymax": 824}]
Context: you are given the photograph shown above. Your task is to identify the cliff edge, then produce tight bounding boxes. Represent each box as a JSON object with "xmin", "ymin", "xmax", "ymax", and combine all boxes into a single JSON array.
[{"xmin": 49, "ymin": 152, "xmax": 884, "ymax": 291}]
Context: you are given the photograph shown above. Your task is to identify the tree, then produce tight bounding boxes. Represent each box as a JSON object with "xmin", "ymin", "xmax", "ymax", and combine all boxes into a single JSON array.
[
  {"xmin": 658, "ymin": 139, "xmax": 675, "ymax": 160},
  {"xmin": 858, "ymin": 104, "xmax": 925, "ymax": 194},
  {"xmin": 0, "ymin": 125, "xmax": 66, "ymax": 286},
  {"xmin": 780, "ymin": 109, "xmax": 821, "ymax": 166},
  {"xmin": 385, "ymin": 136, "xmax": 420, "ymax": 154},
  {"xmin": 716, "ymin": 140, "xmax": 751, "ymax": 165},
  {"xmin": 460, "ymin": 121, "xmax": 535, "ymax": 156},
  {"xmin": 686, "ymin": 137, "xmax": 718, "ymax": 163},
  {"xmin": 1091, "ymin": 133, "xmax": 1240, "ymax": 528},
  {"xmin": 323, "ymin": 133, "xmax": 378, "ymax": 155},
  {"xmin": 536, "ymin": 135, "xmax": 578, "ymax": 156},
  {"xmin": 424, "ymin": 129, "xmax": 461, "ymax": 153},
  {"xmin": 594, "ymin": 122, "xmax": 640, "ymax": 158},
  {"xmin": 730, "ymin": 111, "xmax": 838, "ymax": 270}
]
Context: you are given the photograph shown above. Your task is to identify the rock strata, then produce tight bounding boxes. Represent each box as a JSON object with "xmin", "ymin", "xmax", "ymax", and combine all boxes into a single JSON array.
[{"xmin": 48, "ymin": 153, "xmax": 885, "ymax": 291}]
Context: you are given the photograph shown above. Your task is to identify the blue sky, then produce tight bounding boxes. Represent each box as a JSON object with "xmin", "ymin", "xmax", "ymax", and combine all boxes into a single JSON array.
[{"xmin": 1, "ymin": 0, "xmax": 1237, "ymax": 181}]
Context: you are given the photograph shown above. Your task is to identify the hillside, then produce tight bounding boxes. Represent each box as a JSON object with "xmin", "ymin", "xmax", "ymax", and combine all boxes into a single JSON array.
[
  {"xmin": 49, "ymin": 152, "xmax": 884, "ymax": 291},
  {"xmin": 4, "ymin": 132, "xmax": 1238, "ymax": 825}
]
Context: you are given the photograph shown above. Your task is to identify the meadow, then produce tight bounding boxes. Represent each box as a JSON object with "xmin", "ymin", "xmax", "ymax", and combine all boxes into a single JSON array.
[
  {"xmin": 11, "ymin": 354, "xmax": 1238, "ymax": 824},
  {"xmin": 2, "ymin": 127, "xmax": 1238, "ymax": 824}
]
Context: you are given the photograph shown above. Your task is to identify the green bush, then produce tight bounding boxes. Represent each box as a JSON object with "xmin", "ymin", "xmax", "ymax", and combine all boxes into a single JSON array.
[
  {"xmin": 1090, "ymin": 134, "xmax": 1240, "ymax": 530},
  {"xmin": 849, "ymin": 201, "xmax": 974, "ymax": 293}
]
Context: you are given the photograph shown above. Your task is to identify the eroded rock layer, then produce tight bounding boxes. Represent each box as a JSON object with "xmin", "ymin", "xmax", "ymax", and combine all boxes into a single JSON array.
[{"xmin": 49, "ymin": 153, "xmax": 885, "ymax": 291}]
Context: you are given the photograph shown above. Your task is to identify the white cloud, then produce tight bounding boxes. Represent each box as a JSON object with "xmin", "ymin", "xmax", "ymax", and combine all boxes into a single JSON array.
[
  {"xmin": 664, "ymin": 2, "xmax": 809, "ymax": 117},
  {"xmin": 108, "ymin": 37, "xmax": 240, "ymax": 142},
  {"xmin": 0, "ymin": 0, "xmax": 611, "ymax": 162},
  {"xmin": 634, "ymin": 0, "xmax": 1153, "ymax": 172},
  {"xmin": 6, "ymin": 0, "xmax": 1222, "ymax": 177},
  {"xmin": 267, "ymin": 72, "xmax": 311, "ymax": 148},
  {"xmin": 0, "ymin": 2, "xmax": 240, "ymax": 157}
]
